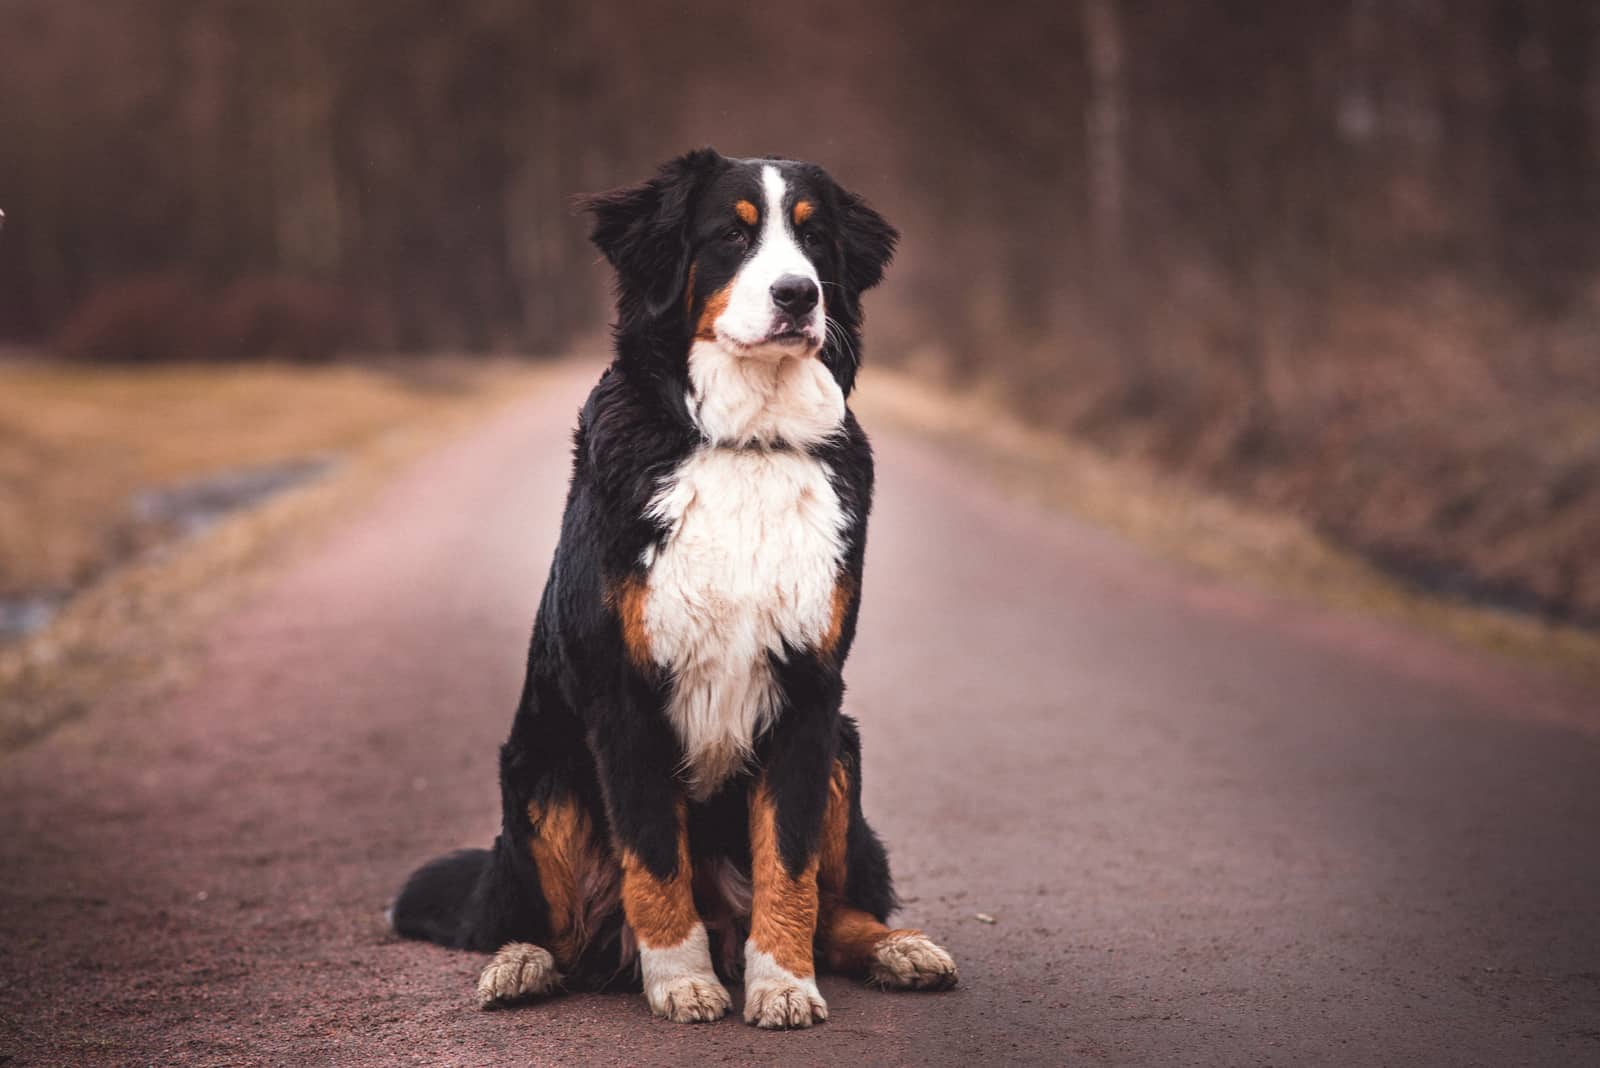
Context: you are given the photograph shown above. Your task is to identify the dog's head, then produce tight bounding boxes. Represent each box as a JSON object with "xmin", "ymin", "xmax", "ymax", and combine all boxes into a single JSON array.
[{"xmin": 579, "ymin": 149, "xmax": 897, "ymax": 389}]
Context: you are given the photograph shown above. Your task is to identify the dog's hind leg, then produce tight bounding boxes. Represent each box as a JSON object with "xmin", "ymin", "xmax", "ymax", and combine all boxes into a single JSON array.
[
  {"xmin": 815, "ymin": 722, "xmax": 958, "ymax": 991},
  {"xmin": 524, "ymin": 794, "xmax": 618, "ymax": 973},
  {"xmin": 477, "ymin": 790, "xmax": 619, "ymax": 1008},
  {"xmin": 476, "ymin": 941, "xmax": 561, "ymax": 1008}
]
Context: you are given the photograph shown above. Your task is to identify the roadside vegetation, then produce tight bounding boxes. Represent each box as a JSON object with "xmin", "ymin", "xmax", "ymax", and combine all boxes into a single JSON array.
[
  {"xmin": 857, "ymin": 367, "xmax": 1600, "ymax": 689},
  {"xmin": 0, "ymin": 355, "xmax": 545, "ymax": 750},
  {"xmin": 0, "ymin": 358, "xmax": 509, "ymax": 601},
  {"xmin": 873, "ymin": 280, "xmax": 1600, "ymax": 632}
]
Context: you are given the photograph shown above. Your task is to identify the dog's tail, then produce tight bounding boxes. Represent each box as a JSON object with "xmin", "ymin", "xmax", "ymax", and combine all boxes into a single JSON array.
[
  {"xmin": 392, "ymin": 843, "xmax": 537, "ymax": 951},
  {"xmin": 390, "ymin": 848, "xmax": 490, "ymax": 948}
]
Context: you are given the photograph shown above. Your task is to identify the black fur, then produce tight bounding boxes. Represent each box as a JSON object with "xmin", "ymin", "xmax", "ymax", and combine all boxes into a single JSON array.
[{"xmin": 392, "ymin": 149, "xmax": 900, "ymax": 987}]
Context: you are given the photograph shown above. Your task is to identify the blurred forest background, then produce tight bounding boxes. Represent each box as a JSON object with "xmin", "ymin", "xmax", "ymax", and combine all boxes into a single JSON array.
[{"xmin": 2, "ymin": 0, "xmax": 1599, "ymax": 626}]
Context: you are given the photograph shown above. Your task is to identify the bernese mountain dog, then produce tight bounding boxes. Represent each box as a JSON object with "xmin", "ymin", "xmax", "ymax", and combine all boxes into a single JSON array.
[{"xmin": 390, "ymin": 149, "xmax": 957, "ymax": 1029}]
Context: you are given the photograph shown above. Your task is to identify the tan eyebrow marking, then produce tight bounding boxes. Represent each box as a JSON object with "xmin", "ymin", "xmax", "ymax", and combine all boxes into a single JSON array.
[
  {"xmin": 793, "ymin": 200, "xmax": 814, "ymax": 225},
  {"xmin": 735, "ymin": 200, "xmax": 758, "ymax": 225}
]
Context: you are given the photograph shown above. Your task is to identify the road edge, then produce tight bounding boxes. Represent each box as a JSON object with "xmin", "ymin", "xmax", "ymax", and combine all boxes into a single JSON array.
[
  {"xmin": 0, "ymin": 357, "xmax": 570, "ymax": 756},
  {"xmin": 853, "ymin": 366, "xmax": 1600, "ymax": 692}
]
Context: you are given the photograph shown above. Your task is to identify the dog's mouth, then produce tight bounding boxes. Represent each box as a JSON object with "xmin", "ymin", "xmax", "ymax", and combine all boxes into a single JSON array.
[
  {"xmin": 720, "ymin": 326, "xmax": 823, "ymax": 356},
  {"xmin": 763, "ymin": 313, "xmax": 824, "ymax": 350}
]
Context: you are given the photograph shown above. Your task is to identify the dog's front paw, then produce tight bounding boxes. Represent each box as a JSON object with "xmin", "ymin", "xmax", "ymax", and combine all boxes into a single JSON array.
[
  {"xmin": 744, "ymin": 977, "xmax": 828, "ymax": 1029},
  {"xmin": 645, "ymin": 973, "xmax": 733, "ymax": 1023},
  {"xmin": 477, "ymin": 943, "xmax": 561, "ymax": 1008},
  {"xmin": 869, "ymin": 931, "xmax": 958, "ymax": 990}
]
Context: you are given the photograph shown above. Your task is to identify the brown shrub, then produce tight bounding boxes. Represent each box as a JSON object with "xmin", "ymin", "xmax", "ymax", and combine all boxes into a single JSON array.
[
  {"xmin": 208, "ymin": 277, "xmax": 362, "ymax": 363},
  {"xmin": 52, "ymin": 274, "xmax": 210, "ymax": 363},
  {"xmin": 51, "ymin": 274, "xmax": 367, "ymax": 364}
]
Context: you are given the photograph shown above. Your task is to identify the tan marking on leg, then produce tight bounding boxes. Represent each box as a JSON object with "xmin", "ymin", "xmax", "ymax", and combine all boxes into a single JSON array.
[
  {"xmin": 619, "ymin": 799, "xmax": 698, "ymax": 950},
  {"xmin": 793, "ymin": 200, "xmax": 814, "ymax": 226},
  {"xmin": 821, "ymin": 906, "xmax": 893, "ymax": 972},
  {"xmin": 622, "ymin": 798, "xmax": 731, "ymax": 1022},
  {"xmin": 694, "ymin": 282, "xmax": 733, "ymax": 341},
  {"xmin": 816, "ymin": 760, "xmax": 884, "ymax": 971},
  {"xmin": 744, "ymin": 779, "xmax": 827, "ymax": 1026},
  {"xmin": 821, "ymin": 905, "xmax": 956, "ymax": 988},
  {"xmin": 815, "ymin": 760, "xmax": 956, "ymax": 987},
  {"xmin": 606, "ymin": 575, "xmax": 652, "ymax": 670},
  {"xmin": 526, "ymin": 796, "xmax": 615, "ymax": 970},
  {"xmin": 817, "ymin": 759, "xmax": 851, "ymax": 890},
  {"xmin": 817, "ymin": 577, "xmax": 854, "ymax": 658},
  {"xmin": 735, "ymin": 199, "xmax": 758, "ymax": 225},
  {"xmin": 748, "ymin": 782, "xmax": 819, "ymax": 978}
]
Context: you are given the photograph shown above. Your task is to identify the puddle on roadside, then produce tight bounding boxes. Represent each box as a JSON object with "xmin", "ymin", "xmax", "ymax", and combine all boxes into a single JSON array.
[
  {"xmin": 0, "ymin": 455, "xmax": 338, "ymax": 644},
  {"xmin": 131, "ymin": 455, "xmax": 337, "ymax": 536},
  {"xmin": 0, "ymin": 593, "xmax": 65, "ymax": 642}
]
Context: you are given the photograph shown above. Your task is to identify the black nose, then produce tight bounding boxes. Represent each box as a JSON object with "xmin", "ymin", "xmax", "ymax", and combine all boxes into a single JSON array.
[{"xmin": 770, "ymin": 275, "xmax": 819, "ymax": 316}]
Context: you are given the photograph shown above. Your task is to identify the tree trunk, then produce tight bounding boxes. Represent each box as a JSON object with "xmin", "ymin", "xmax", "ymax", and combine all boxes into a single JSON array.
[{"xmin": 1082, "ymin": 0, "xmax": 1127, "ymax": 275}]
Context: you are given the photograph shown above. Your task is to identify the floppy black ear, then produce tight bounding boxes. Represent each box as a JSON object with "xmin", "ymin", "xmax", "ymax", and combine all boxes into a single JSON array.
[
  {"xmin": 577, "ymin": 148, "xmax": 724, "ymax": 319},
  {"xmin": 836, "ymin": 185, "xmax": 898, "ymax": 297}
]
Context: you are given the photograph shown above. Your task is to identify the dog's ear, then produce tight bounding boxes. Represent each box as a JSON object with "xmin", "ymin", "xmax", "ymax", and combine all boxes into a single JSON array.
[
  {"xmin": 833, "ymin": 182, "xmax": 898, "ymax": 299},
  {"xmin": 577, "ymin": 148, "xmax": 724, "ymax": 320}
]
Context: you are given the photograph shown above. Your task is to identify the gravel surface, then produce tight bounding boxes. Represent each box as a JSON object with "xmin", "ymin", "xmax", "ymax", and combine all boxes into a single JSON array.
[{"xmin": 2, "ymin": 362, "xmax": 1597, "ymax": 1067}]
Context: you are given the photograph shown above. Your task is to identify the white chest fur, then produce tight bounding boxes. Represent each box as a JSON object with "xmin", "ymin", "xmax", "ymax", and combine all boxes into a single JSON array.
[
  {"xmin": 641, "ymin": 447, "xmax": 849, "ymax": 797},
  {"xmin": 686, "ymin": 340, "xmax": 844, "ymax": 449}
]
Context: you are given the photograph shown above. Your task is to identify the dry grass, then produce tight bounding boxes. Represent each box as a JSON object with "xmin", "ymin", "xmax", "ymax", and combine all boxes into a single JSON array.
[
  {"xmin": 0, "ymin": 358, "xmax": 510, "ymax": 596},
  {"xmin": 0, "ymin": 355, "xmax": 555, "ymax": 751},
  {"xmin": 855, "ymin": 366, "xmax": 1600, "ymax": 689},
  {"xmin": 879, "ymin": 275, "xmax": 1600, "ymax": 630}
]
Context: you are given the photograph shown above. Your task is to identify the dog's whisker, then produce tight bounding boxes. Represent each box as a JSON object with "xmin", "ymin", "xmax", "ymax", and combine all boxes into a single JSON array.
[{"xmin": 825, "ymin": 316, "xmax": 858, "ymax": 368}]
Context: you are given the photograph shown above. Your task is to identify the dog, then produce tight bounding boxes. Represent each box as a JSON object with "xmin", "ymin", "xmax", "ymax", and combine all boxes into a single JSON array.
[{"xmin": 390, "ymin": 149, "xmax": 957, "ymax": 1029}]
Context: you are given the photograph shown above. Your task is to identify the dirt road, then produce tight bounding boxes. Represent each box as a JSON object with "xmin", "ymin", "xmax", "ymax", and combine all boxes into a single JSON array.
[{"xmin": 3, "ymin": 362, "xmax": 1597, "ymax": 1067}]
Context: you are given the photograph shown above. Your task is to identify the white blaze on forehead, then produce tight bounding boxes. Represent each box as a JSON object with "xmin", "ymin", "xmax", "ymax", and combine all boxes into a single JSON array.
[
  {"xmin": 711, "ymin": 165, "xmax": 823, "ymax": 349},
  {"xmin": 759, "ymin": 165, "xmax": 801, "ymax": 256}
]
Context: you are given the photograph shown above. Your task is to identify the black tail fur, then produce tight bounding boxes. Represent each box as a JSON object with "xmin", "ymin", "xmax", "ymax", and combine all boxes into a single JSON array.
[
  {"xmin": 391, "ymin": 838, "xmax": 550, "ymax": 953},
  {"xmin": 390, "ymin": 848, "xmax": 497, "ymax": 949}
]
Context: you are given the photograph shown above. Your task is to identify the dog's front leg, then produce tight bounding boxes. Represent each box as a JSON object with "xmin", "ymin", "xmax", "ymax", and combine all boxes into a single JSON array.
[
  {"xmin": 621, "ymin": 795, "xmax": 730, "ymax": 1023},
  {"xmin": 595, "ymin": 685, "xmax": 731, "ymax": 1024},
  {"xmin": 743, "ymin": 680, "xmax": 840, "ymax": 1029}
]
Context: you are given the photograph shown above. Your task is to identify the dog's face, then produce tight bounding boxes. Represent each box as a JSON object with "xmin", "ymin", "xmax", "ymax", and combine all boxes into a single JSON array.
[
  {"xmin": 687, "ymin": 163, "xmax": 830, "ymax": 356},
  {"xmin": 580, "ymin": 149, "xmax": 897, "ymax": 388}
]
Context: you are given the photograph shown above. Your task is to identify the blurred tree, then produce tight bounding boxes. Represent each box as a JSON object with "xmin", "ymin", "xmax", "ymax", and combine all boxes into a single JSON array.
[
  {"xmin": 4, "ymin": 0, "xmax": 1594, "ymax": 358},
  {"xmin": 1082, "ymin": 0, "xmax": 1126, "ymax": 276},
  {"xmin": 1, "ymin": 0, "xmax": 1598, "ymax": 619}
]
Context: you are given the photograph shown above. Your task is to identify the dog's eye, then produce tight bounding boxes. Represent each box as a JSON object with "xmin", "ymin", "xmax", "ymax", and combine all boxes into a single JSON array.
[
  {"xmin": 801, "ymin": 229, "xmax": 822, "ymax": 250},
  {"xmin": 723, "ymin": 227, "xmax": 748, "ymax": 247}
]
